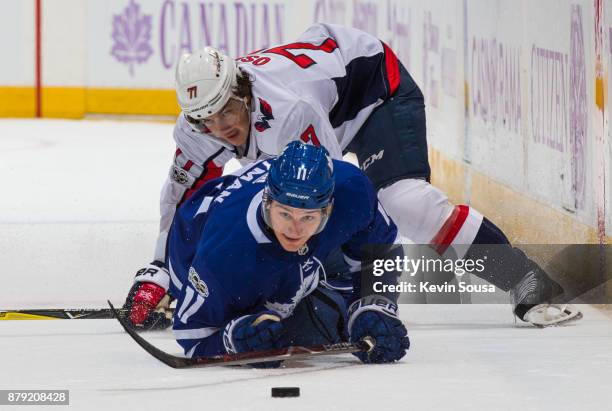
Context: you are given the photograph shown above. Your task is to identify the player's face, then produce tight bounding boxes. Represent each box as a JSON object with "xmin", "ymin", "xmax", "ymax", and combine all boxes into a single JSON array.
[
  {"xmin": 268, "ymin": 201, "xmax": 324, "ymax": 252},
  {"xmin": 201, "ymin": 98, "xmax": 250, "ymax": 146}
]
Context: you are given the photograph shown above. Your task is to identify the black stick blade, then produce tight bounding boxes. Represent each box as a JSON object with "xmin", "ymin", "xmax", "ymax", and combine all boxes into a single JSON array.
[{"xmin": 108, "ymin": 300, "xmax": 191, "ymax": 368}]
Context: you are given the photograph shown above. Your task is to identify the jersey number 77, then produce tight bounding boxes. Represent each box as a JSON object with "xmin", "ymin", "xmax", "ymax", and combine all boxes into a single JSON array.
[
  {"xmin": 263, "ymin": 38, "xmax": 338, "ymax": 68},
  {"xmin": 238, "ymin": 38, "xmax": 339, "ymax": 69}
]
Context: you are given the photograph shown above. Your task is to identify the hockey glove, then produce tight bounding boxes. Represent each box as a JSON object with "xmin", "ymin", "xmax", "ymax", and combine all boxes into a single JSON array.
[
  {"xmin": 348, "ymin": 296, "xmax": 410, "ymax": 364},
  {"xmin": 225, "ymin": 311, "xmax": 284, "ymax": 368},
  {"xmin": 123, "ymin": 262, "xmax": 173, "ymax": 330}
]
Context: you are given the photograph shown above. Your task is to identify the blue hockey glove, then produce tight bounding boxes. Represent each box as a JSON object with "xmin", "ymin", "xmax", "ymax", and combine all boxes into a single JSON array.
[
  {"xmin": 224, "ymin": 311, "xmax": 284, "ymax": 368},
  {"xmin": 348, "ymin": 296, "xmax": 410, "ymax": 364}
]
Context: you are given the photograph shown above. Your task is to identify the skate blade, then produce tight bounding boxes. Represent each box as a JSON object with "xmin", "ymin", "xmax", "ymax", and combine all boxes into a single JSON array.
[{"xmin": 532, "ymin": 308, "xmax": 583, "ymax": 328}]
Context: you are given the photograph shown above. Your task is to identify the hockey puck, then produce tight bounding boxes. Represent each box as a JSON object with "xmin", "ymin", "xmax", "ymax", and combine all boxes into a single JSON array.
[{"xmin": 271, "ymin": 387, "xmax": 300, "ymax": 398}]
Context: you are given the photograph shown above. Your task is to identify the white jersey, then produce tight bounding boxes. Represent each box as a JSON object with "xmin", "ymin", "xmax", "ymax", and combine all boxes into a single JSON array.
[{"xmin": 154, "ymin": 23, "xmax": 401, "ymax": 262}]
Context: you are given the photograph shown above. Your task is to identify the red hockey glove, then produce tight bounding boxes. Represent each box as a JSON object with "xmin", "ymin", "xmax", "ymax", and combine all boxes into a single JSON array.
[{"xmin": 123, "ymin": 263, "xmax": 173, "ymax": 330}]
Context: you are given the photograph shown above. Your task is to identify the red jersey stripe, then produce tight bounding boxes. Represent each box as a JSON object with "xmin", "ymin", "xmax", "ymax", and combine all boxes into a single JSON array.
[
  {"xmin": 430, "ymin": 205, "xmax": 470, "ymax": 255},
  {"xmin": 382, "ymin": 42, "xmax": 400, "ymax": 96},
  {"xmin": 180, "ymin": 160, "xmax": 224, "ymax": 203}
]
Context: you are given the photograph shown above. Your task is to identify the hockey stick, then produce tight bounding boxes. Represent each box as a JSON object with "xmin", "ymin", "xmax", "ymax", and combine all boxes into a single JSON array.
[
  {"xmin": 108, "ymin": 300, "xmax": 374, "ymax": 368},
  {"xmin": 0, "ymin": 308, "xmax": 128, "ymax": 321},
  {"xmin": 0, "ymin": 307, "xmax": 175, "ymax": 321}
]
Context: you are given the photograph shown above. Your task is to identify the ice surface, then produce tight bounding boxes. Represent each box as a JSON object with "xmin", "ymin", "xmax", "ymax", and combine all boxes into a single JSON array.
[
  {"xmin": 2, "ymin": 305, "xmax": 611, "ymax": 411},
  {"xmin": 1, "ymin": 120, "xmax": 611, "ymax": 410}
]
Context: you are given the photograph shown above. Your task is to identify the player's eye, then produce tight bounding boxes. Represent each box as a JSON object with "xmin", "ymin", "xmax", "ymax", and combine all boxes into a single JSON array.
[
  {"xmin": 301, "ymin": 215, "xmax": 315, "ymax": 223},
  {"xmin": 279, "ymin": 211, "xmax": 291, "ymax": 220}
]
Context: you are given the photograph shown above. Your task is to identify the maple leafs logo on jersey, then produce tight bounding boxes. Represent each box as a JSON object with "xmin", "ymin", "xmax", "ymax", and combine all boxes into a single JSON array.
[
  {"xmin": 264, "ymin": 265, "xmax": 319, "ymax": 319},
  {"xmin": 254, "ymin": 98, "xmax": 274, "ymax": 132}
]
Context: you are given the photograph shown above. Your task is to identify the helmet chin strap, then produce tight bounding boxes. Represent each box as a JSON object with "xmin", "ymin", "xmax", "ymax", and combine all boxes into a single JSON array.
[
  {"xmin": 239, "ymin": 96, "xmax": 252, "ymax": 155},
  {"xmin": 218, "ymin": 95, "xmax": 250, "ymax": 157},
  {"xmin": 315, "ymin": 201, "xmax": 333, "ymax": 234}
]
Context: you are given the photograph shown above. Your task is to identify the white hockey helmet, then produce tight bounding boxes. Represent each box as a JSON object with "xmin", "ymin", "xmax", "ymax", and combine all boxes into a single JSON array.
[{"xmin": 175, "ymin": 47, "xmax": 239, "ymax": 119}]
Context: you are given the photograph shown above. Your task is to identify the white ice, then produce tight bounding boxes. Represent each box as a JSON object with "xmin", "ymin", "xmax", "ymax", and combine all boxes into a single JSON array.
[{"xmin": 1, "ymin": 119, "xmax": 611, "ymax": 411}]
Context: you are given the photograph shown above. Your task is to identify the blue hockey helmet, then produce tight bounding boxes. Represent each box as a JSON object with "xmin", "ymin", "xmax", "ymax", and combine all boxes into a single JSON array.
[
  {"xmin": 265, "ymin": 141, "xmax": 335, "ymax": 209},
  {"xmin": 263, "ymin": 141, "xmax": 335, "ymax": 233}
]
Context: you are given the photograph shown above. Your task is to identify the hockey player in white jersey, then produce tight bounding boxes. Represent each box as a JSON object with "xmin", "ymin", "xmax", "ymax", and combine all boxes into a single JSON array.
[{"xmin": 123, "ymin": 23, "xmax": 580, "ymax": 329}]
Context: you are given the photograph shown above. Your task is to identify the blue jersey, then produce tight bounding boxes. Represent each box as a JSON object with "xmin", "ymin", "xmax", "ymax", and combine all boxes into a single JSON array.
[{"xmin": 166, "ymin": 159, "xmax": 398, "ymax": 357}]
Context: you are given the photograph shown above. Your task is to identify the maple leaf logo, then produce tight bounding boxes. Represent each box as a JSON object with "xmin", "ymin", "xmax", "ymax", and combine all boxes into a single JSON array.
[
  {"xmin": 110, "ymin": 0, "xmax": 153, "ymax": 76},
  {"xmin": 264, "ymin": 267, "xmax": 319, "ymax": 319},
  {"xmin": 254, "ymin": 97, "xmax": 274, "ymax": 132}
]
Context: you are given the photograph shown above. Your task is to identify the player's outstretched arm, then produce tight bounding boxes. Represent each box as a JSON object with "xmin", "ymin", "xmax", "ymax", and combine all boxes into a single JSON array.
[
  {"xmin": 223, "ymin": 312, "xmax": 285, "ymax": 368},
  {"xmin": 347, "ymin": 295, "xmax": 410, "ymax": 364}
]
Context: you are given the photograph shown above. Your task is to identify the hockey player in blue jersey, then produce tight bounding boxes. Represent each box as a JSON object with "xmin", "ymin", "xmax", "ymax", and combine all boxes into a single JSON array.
[{"xmin": 164, "ymin": 141, "xmax": 409, "ymax": 365}]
